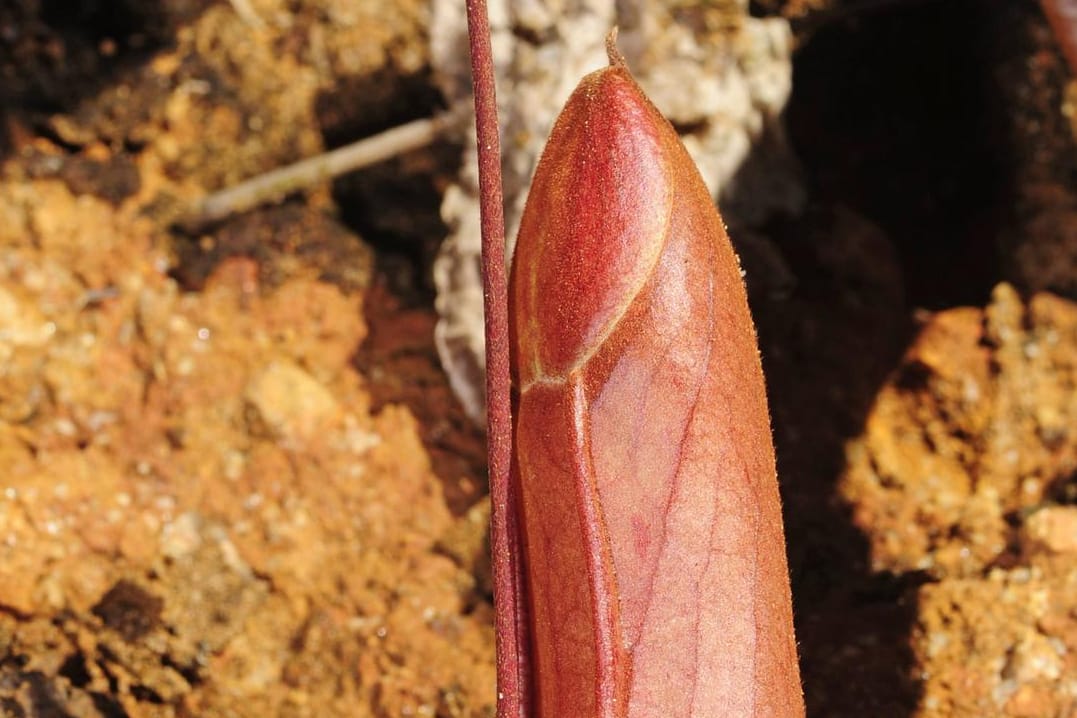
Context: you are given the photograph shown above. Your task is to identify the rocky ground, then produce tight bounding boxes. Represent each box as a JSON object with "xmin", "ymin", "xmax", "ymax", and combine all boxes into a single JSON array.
[{"xmin": 0, "ymin": 1, "xmax": 1075, "ymax": 716}]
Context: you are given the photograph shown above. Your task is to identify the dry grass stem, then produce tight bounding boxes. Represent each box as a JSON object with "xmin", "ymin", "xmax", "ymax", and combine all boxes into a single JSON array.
[{"xmin": 182, "ymin": 110, "xmax": 462, "ymax": 229}]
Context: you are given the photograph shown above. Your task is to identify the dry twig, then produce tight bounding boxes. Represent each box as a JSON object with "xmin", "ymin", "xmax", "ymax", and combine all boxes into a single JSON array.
[{"xmin": 180, "ymin": 109, "xmax": 463, "ymax": 230}]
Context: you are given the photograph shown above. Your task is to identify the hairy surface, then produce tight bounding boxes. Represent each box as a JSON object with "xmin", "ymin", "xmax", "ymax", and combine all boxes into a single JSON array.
[{"xmin": 509, "ymin": 55, "xmax": 804, "ymax": 717}]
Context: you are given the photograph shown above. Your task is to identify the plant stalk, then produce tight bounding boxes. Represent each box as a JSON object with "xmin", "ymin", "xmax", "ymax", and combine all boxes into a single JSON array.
[{"xmin": 464, "ymin": 2, "xmax": 528, "ymax": 716}]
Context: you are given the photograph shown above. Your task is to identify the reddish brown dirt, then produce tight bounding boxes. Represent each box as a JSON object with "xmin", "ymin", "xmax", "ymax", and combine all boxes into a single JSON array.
[
  {"xmin": 0, "ymin": 2, "xmax": 493, "ymax": 717},
  {"xmin": 840, "ymin": 286, "xmax": 1077, "ymax": 716},
  {"xmin": 0, "ymin": 1, "xmax": 1075, "ymax": 717}
]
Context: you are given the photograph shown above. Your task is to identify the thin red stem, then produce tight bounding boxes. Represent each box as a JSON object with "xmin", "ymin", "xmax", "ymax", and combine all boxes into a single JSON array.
[{"xmin": 464, "ymin": 2, "xmax": 528, "ymax": 717}]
